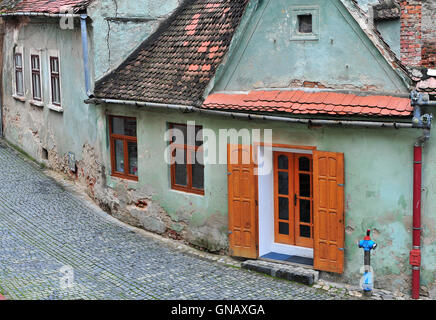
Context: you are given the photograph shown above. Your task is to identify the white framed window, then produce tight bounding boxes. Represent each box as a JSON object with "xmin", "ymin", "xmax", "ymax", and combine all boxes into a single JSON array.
[
  {"xmin": 29, "ymin": 50, "xmax": 43, "ymax": 103},
  {"xmin": 48, "ymin": 50, "xmax": 62, "ymax": 111},
  {"xmin": 13, "ymin": 46, "xmax": 25, "ymax": 99},
  {"xmin": 290, "ymin": 6, "xmax": 320, "ymax": 41}
]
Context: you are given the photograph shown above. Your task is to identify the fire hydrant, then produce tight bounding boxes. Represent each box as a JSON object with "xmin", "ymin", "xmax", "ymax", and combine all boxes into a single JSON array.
[{"xmin": 358, "ymin": 229, "xmax": 377, "ymax": 296}]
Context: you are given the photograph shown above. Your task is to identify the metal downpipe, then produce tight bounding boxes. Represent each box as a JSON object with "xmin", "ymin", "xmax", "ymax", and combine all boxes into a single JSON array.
[{"xmin": 80, "ymin": 15, "xmax": 92, "ymax": 97}]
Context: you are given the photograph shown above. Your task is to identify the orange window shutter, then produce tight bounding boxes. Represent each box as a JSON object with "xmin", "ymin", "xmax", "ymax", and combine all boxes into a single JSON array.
[
  {"xmin": 227, "ymin": 144, "xmax": 258, "ymax": 259},
  {"xmin": 313, "ymin": 151, "xmax": 345, "ymax": 273}
]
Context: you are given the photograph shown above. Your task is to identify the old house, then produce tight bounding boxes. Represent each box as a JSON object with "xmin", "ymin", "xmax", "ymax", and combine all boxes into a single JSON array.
[
  {"xmin": 0, "ymin": 0, "xmax": 181, "ymax": 182},
  {"xmin": 1, "ymin": 0, "xmax": 436, "ymax": 298}
]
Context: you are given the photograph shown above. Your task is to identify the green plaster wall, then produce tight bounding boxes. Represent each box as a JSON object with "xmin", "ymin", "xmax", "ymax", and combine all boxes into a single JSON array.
[
  {"xmin": 213, "ymin": 0, "xmax": 408, "ymax": 93},
  {"xmin": 2, "ymin": 18, "xmax": 99, "ymax": 163},
  {"xmin": 1, "ymin": 0, "xmax": 181, "ymax": 170},
  {"xmin": 97, "ymin": 103, "xmax": 436, "ymax": 293},
  {"xmin": 87, "ymin": 0, "xmax": 180, "ymax": 80},
  {"xmin": 376, "ymin": 19, "xmax": 401, "ymax": 58}
]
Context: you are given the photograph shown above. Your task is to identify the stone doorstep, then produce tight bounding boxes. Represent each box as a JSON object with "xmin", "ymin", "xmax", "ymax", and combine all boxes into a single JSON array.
[
  {"xmin": 241, "ymin": 260, "xmax": 415, "ymax": 300},
  {"xmin": 241, "ymin": 260, "xmax": 319, "ymax": 286}
]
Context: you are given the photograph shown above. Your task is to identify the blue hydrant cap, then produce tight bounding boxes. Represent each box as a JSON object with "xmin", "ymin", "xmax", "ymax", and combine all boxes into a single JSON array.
[{"xmin": 359, "ymin": 239, "xmax": 377, "ymax": 251}]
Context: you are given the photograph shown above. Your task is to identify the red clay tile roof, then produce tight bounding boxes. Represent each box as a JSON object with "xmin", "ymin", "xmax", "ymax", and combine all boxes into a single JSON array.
[
  {"xmin": 94, "ymin": 0, "xmax": 249, "ymax": 106},
  {"xmin": 202, "ymin": 90, "xmax": 413, "ymax": 117},
  {"xmin": 417, "ymin": 77, "xmax": 436, "ymax": 95},
  {"xmin": 0, "ymin": 0, "xmax": 91, "ymax": 13}
]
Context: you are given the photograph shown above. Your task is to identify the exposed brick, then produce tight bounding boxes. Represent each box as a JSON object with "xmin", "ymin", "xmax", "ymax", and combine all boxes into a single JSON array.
[
  {"xmin": 400, "ymin": 0, "xmax": 422, "ymax": 67},
  {"xmin": 0, "ymin": 0, "xmax": 90, "ymax": 14},
  {"xmin": 399, "ymin": 0, "xmax": 436, "ymax": 69}
]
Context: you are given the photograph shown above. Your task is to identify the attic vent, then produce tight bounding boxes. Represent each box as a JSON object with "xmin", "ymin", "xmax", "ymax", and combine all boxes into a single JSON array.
[
  {"xmin": 290, "ymin": 6, "xmax": 319, "ymax": 41},
  {"xmin": 298, "ymin": 14, "xmax": 312, "ymax": 34}
]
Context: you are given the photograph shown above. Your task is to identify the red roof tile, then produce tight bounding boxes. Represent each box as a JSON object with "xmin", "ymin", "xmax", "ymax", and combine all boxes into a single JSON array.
[
  {"xmin": 417, "ymin": 77, "xmax": 436, "ymax": 95},
  {"xmin": 202, "ymin": 90, "xmax": 413, "ymax": 117},
  {"xmin": 0, "ymin": 0, "xmax": 91, "ymax": 14}
]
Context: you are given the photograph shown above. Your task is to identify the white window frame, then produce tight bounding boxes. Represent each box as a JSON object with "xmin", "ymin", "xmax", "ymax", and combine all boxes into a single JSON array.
[
  {"xmin": 29, "ymin": 48, "xmax": 44, "ymax": 107},
  {"xmin": 290, "ymin": 6, "xmax": 320, "ymax": 41},
  {"xmin": 47, "ymin": 50, "xmax": 63, "ymax": 112},
  {"xmin": 12, "ymin": 46, "xmax": 25, "ymax": 101}
]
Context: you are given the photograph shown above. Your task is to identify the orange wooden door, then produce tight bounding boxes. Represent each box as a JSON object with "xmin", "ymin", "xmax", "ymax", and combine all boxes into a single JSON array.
[
  {"xmin": 273, "ymin": 152, "xmax": 295, "ymax": 245},
  {"xmin": 227, "ymin": 144, "xmax": 258, "ymax": 259},
  {"xmin": 273, "ymin": 152, "xmax": 314, "ymax": 248},
  {"xmin": 313, "ymin": 151, "xmax": 345, "ymax": 273},
  {"xmin": 294, "ymin": 154, "xmax": 314, "ymax": 248}
]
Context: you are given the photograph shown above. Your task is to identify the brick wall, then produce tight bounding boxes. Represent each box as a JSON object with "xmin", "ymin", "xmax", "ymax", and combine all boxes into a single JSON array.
[
  {"xmin": 400, "ymin": 0, "xmax": 422, "ymax": 67},
  {"xmin": 421, "ymin": 0, "xmax": 436, "ymax": 68},
  {"xmin": 400, "ymin": 0, "xmax": 436, "ymax": 69}
]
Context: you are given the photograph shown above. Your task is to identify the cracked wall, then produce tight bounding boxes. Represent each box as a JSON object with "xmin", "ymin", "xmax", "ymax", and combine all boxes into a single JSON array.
[
  {"xmin": 213, "ymin": 0, "xmax": 409, "ymax": 94},
  {"xmin": 94, "ymin": 102, "xmax": 436, "ymax": 297},
  {"xmin": 1, "ymin": 17, "xmax": 101, "ymax": 172},
  {"xmin": 87, "ymin": 0, "xmax": 181, "ymax": 81}
]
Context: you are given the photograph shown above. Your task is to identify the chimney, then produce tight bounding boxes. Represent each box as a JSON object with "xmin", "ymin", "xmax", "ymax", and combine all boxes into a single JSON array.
[
  {"xmin": 421, "ymin": 0, "xmax": 436, "ymax": 69},
  {"xmin": 399, "ymin": 0, "xmax": 422, "ymax": 67}
]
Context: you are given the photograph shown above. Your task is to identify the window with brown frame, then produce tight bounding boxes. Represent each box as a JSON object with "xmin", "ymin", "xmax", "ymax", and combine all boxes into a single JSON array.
[
  {"xmin": 109, "ymin": 116, "xmax": 138, "ymax": 181},
  {"xmin": 50, "ymin": 57, "xmax": 61, "ymax": 106},
  {"xmin": 31, "ymin": 54, "xmax": 42, "ymax": 101},
  {"xmin": 169, "ymin": 123, "xmax": 204, "ymax": 195},
  {"xmin": 14, "ymin": 53, "xmax": 24, "ymax": 96}
]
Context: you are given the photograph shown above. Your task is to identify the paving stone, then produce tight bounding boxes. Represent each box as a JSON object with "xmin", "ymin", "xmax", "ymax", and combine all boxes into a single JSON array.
[{"xmin": 0, "ymin": 141, "xmax": 352, "ymax": 300}]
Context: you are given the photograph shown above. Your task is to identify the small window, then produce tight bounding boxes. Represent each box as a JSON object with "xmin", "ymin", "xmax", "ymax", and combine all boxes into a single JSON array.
[
  {"xmin": 290, "ymin": 6, "xmax": 319, "ymax": 41},
  {"xmin": 169, "ymin": 123, "xmax": 204, "ymax": 195},
  {"xmin": 14, "ymin": 53, "xmax": 24, "ymax": 96},
  {"xmin": 298, "ymin": 14, "xmax": 312, "ymax": 34},
  {"xmin": 109, "ymin": 116, "xmax": 138, "ymax": 181},
  {"xmin": 50, "ymin": 57, "xmax": 61, "ymax": 106},
  {"xmin": 31, "ymin": 54, "xmax": 42, "ymax": 101}
]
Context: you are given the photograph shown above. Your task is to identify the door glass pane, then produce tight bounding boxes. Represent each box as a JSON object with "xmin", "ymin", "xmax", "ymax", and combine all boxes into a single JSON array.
[
  {"xmin": 128, "ymin": 142, "xmax": 138, "ymax": 176},
  {"xmin": 300, "ymin": 225, "xmax": 311, "ymax": 238},
  {"xmin": 279, "ymin": 222, "xmax": 289, "ymax": 235},
  {"xmin": 299, "ymin": 174, "xmax": 311, "ymax": 197},
  {"xmin": 174, "ymin": 148, "xmax": 187, "ymax": 186},
  {"xmin": 278, "ymin": 171, "xmax": 289, "ymax": 195},
  {"xmin": 192, "ymin": 151, "xmax": 204, "ymax": 190},
  {"xmin": 299, "ymin": 157, "xmax": 310, "ymax": 171},
  {"xmin": 114, "ymin": 140, "xmax": 125, "ymax": 173},
  {"xmin": 278, "ymin": 197, "xmax": 289, "ymax": 220},
  {"xmin": 300, "ymin": 199, "xmax": 311, "ymax": 223},
  {"xmin": 278, "ymin": 155, "xmax": 288, "ymax": 170}
]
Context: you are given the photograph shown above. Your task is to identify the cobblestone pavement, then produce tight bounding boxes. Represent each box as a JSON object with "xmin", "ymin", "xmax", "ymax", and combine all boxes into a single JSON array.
[{"xmin": 0, "ymin": 142, "xmax": 352, "ymax": 300}]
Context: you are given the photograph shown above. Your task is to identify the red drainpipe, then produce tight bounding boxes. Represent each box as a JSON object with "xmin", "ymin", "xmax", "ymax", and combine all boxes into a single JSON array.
[{"xmin": 411, "ymin": 145, "xmax": 422, "ymax": 299}]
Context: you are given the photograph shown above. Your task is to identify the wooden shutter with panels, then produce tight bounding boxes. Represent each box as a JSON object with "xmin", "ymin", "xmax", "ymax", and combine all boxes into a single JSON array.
[
  {"xmin": 227, "ymin": 144, "xmax": 258, "ymax": 259},
  {"xmin": 313, "ymin": 151, "xmax": 345, "ymax": 273}
]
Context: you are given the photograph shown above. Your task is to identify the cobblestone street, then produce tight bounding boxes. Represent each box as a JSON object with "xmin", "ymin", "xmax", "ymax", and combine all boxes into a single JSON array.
[{"xmin": 0, "ymin": 141, "xmax": 352, "ymax": 300}]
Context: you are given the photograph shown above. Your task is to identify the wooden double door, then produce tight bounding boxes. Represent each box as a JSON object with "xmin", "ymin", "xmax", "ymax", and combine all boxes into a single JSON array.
[
  {"xmin": 228, "ymin": 144, "xmax": 345, "ymax": 274},
  {"xmin": 274, "ymin": 152, "xmax": 313, "ymax": 248}
]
